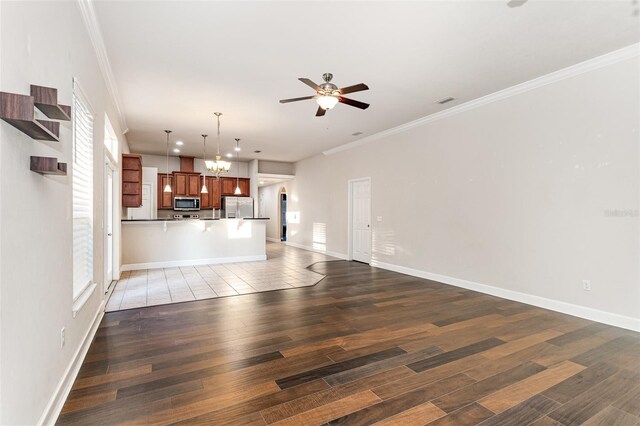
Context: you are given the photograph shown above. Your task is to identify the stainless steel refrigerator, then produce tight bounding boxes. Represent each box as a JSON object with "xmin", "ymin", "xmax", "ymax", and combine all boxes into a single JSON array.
[{"xmin": 222, "ymin": 197, "xmax": 254, "ymax": 219}]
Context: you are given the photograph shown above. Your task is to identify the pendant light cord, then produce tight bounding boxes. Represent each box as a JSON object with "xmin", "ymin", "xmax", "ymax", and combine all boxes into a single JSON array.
[
  {"xmin": 164, "ymin": 130, "xmax": 171, "ymax": 180},
  {"xmin": 202, "ymin": 134, "xmax": 207, "ymax": 163},
  {"xmin": 215, "ymin": 112, "xmax": 222, "ymax": 156},
  {"xmin": 235, "ymin": 138, "xmax": 240, "ymax": 192}
]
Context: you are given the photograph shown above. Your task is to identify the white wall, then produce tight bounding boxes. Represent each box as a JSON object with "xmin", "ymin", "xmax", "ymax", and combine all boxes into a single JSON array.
[
  {"xmin": 287, "ymin": 55, "xmax": 640, "ymax": 327},
  {"xmin": 0, "ymin": 2, "xmax": 129, "ymax": 424},
  {"xmin": 249, "ymin": 159, "xmax": 259, "ymax": 216},
  {"xmin": 259, "ymin": 182, "xmax": 294, "ymax": 241}
]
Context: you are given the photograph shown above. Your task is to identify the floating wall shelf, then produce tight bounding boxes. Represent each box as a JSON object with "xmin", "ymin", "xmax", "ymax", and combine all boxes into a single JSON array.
[
  {"xmin": 30, "ymin": 85, "xmax": 71, "ymax": 121},
  {"xmin": 0, "ymin": 92, "xmax": 60, "ymax": 141},
  {"xmin": 30, "ymin": 156, "xmax": 67, "ymax": 175}
]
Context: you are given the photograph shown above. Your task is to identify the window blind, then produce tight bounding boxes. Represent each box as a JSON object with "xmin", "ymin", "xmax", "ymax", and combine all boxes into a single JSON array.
[{"xmin": 72, "ymin": 92, "xmax": 94, "ymax": 299}]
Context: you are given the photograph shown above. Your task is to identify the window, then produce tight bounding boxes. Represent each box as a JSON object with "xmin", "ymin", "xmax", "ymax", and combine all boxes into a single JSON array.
[
  {"xmin": 104, "ymin": 114, "xmax": 118, "ymax": 160},
  {"xmin": 72, "ymin": 89, "xmax": 94, "ymax": 299}
]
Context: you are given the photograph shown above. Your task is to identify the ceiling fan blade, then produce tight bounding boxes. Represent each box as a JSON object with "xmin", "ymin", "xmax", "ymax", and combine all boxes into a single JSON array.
[
  {"xmin": 299, "ymin": 78, "xmax": 320, "ymax": 91},
  {"xmin": 338, "ymin": 97, "xmax": 370, "ymax": 110},
  {"xmin": 339, "ymin": 83, "xmax": 369, "ymax": 95},
  {"xmin": 315, "ymin": 106, "xmax": 326, "ymax": 117},
  {"xmin": 279, "ymin": 95, "xmax": 316, "ymax": 104}
]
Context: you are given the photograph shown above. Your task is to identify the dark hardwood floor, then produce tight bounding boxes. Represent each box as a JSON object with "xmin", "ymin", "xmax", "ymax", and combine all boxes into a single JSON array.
[{"xmin": 58, "ymin": 260, "xmax": 640, "ymax": 425}]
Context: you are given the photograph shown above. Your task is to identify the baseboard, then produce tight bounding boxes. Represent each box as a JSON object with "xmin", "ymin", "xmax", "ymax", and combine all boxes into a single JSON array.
[
  {"xmin": 121, "ymin": 255, "xmax": 267, "ymax": 271},
  {"xmin": 370, "ymin": 260, "xmax": 640, "ymax": 332},
  {"xmin": 266, "ymin": 237, "xmax": 281, "ymax": 243},
  {"xmin": 285, "ymin": 241, "xmax": 347, "ymax": 260},
  {"xmin": 38, "ymin": 300, "xmax": 105, "ymax": 425}
]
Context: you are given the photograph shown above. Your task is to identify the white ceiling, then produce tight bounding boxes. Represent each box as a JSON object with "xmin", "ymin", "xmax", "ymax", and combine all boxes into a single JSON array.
[{"xmin": 94, "ymin": 1, "xmax": 639, "ymax": 162}]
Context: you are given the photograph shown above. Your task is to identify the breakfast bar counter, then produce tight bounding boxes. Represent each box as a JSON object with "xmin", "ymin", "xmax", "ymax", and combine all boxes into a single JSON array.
[{"xmin": 121, "ymin": 218, "xmax": 269, "ymax": 271}]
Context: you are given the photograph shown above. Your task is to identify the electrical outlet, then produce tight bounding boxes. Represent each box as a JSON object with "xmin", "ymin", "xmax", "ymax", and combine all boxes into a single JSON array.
[
  {"xmin": 60, "ymin": 327, "xmax": 65, "ymax": 348},
  {"xmin": 582, "ymin": 280, "xmax": 591, "ymax": 291}
]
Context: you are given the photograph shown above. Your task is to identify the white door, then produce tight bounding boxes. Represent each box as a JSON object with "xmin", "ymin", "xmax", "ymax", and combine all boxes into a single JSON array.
[
  {"xmin": 351, "ymin": 179, "xmax": 371, "ymax": 263},
  {"xmin": 105, "ymin": 164, "xmax": 114, "ymax": 293}
]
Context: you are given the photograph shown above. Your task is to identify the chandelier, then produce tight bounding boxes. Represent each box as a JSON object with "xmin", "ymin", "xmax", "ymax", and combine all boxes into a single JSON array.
[{"xmin": 205, "ymin": 112, "xmax": 231, "ymax": 178}]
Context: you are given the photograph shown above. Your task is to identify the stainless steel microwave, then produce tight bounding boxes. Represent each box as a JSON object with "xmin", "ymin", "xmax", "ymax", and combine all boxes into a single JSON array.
[{"xmin": 173, "ymin": 196, "xmax": 200, "ymax": 211}]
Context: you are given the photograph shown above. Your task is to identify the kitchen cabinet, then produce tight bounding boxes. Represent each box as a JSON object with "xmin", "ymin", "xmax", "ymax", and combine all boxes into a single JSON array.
[
  {"xmin": 189, "ymin": 174, "xmax": 200, "ymax": 196},
  {"xmin": 173, "ymin": 172, "xmax": 201, "ymax": 197},
  {"xmin": 122, "ymin": 154, "xmax": 142, "ymax": 207},
  {"xmin": 221, "ymin": 177, "xmax": 250, "ymax": 196},
  {"xmin": 238, "ymin": 179, "xmax": 250, "ymax": 196},
  {"xmin": 221, "ymin": 177, "xmax": 235, "ymax": 195},
  {"xmin": 200, "ymin": 176, "xmax": 221, "ymax": 209},
  {"xmin": 157, "ymin": 174, "xmax": 173, "ymax": 209}
]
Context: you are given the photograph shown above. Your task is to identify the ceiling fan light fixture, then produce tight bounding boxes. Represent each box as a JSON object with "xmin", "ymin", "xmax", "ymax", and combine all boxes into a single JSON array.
[{"xmin": 317, "ymin": 95, "xmax": 339, "ymax": 110}]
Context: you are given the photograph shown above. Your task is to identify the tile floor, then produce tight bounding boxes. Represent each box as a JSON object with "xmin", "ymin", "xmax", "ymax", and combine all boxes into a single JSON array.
[{"xmin": 106, "ymin": 242, "xmax": 336, "ymax": 311}]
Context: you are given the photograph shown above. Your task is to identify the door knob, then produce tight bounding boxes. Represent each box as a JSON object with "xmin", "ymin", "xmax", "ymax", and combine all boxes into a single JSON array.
[{"xmin": 107, "ymin": 233, "xmax": 112, "ymax": 236}]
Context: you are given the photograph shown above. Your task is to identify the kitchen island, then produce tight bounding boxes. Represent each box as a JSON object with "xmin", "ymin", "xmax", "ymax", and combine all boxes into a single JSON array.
[{"xmin": 121, "ymin": 218, "xmax": 269, "ymax": 271}]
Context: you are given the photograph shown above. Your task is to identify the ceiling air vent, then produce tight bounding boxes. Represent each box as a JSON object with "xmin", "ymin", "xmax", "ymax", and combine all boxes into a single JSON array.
[
  {"xmin": 436, "ymin": 97, "xmax": 456, "ymax": 105},
  {"xmin": 507, "ymin": 0, "xmax": 528, "ymax": 7}
]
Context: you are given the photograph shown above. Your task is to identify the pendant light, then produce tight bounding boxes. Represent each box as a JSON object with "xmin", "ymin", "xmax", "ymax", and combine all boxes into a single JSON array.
[
  {"xmin": 200, "ymin": 134, "xmax": 208, "ymax": 194},
  {"xmin": 234, "ymin": 138, "xmax": 242, "ymax": 195},
  {"xmin": 205, "ymin": 112, "xmax": 232, "ymax": 178},
  {"xmin": 163, "ymin": 130, "xmax": 172, "ymax": 193}
]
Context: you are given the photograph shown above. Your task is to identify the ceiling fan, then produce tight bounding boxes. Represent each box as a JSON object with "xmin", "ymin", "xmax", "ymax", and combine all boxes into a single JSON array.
[{"xmin": 279, "ymin": 73, "xmax": 370, "ymax": 117}]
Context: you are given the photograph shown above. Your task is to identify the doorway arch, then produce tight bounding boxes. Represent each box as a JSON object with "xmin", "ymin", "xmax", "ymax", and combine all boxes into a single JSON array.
[{"xmin": 278, "ymin": 187, "xmax": 287, "ymax": 241}]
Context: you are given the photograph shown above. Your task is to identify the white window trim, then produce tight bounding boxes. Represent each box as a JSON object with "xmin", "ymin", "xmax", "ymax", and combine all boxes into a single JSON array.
[
  {"xmin": 72, "ymin": 283, "xmax": 97, "ymax": 318},
  {"xmin": 73, "ymin": 78, "xmax": 95, "ymax": 115}
]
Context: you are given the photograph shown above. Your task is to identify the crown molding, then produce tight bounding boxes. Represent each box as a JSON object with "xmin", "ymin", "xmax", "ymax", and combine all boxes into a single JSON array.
[
  {"xmin": 323, "ymin": 42, "xmax": 640, "ymax": 156},
  {"xmin": 76, "ymin": 0, "xmax": 128, "ymax": 134}
]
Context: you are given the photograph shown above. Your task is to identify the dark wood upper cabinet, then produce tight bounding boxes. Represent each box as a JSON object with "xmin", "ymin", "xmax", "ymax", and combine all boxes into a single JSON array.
[
  {"xmin": 220, "ymin": 177, "xmax": 236, "ymax": 195},
  {"xmin": 122, "ymin": 154, "xmax": 143, "ymax": 207},
  {"xmin": 180, "ymin": 156, "xmax": 195, "ymax": 173},
  {"xmin": 200, "ymin": 176, "xmax": 221, "ymax": 209},
  {"xmin": 210, "ymin": 178, "xmax": 222, "ymax": 208},
  {"xmin": 221, "ymin": 177, "xmax": 251, "ymax": 196},
  {"xmin": 173, "ymin": 172, "xmax": 201, "ymax": 197},
  {"xmin": 188, "ymin": 174, "xmax": 200, "ymax": 197},
  {"xmin": 157, "ymin": 174, "xmax": 173, "ymax": 209},
  {"xmin": 173, "ymin": 173, "xmax": 187, "ymax": 196},
  {"xmin": 238, "ymin": 179, "xmax": 250, "ymax": 196}
]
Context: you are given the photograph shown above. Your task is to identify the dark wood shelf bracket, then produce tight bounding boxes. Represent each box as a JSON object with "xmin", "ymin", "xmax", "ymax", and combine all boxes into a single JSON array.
[
  {"xmin": 0, "ymin": 92, "xmax": 60, "ymax": 141},
  {"xmin": 30, "ymin": 156, "xmax": 67, "ymax": 175},
  {"xmin": 30, "ymin": 85, "xmax": 71, "ymax": 121}
]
